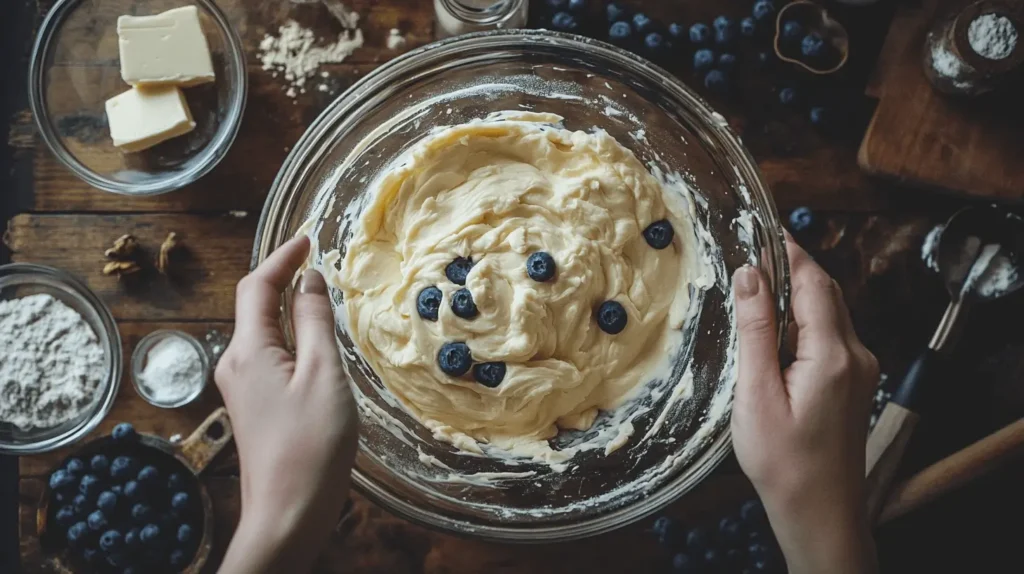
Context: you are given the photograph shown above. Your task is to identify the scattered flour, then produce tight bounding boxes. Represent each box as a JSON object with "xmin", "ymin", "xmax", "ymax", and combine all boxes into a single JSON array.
[
  {"xmin": 968, "ymin": 14, "xmax": 1018, "ymax": 60},
  {"xmin": 386, "ymin": 28, "xmax": 407, "ymax": 50},
  {"xmin": 258, "ymin": 20, "xmax": 364, "ymax": 98},
  {"xmin": 0, "ymin": 294, "xmax": 105, "ymax": 429},
  {"xmin": 138, "ymin": 336, "xmax": 205, "ymax": 405}
]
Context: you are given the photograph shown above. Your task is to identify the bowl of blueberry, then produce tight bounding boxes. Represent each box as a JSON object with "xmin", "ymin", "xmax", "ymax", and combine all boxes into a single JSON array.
[{"xmin": 39, "ymin": 411, "xmax": 232, "ymax": 573}]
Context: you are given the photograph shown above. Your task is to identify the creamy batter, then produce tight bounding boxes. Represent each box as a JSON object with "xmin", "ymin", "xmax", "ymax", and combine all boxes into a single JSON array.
[{"xmin": 332, "ymin": 112, "xmax": 704, "ymax": 461}]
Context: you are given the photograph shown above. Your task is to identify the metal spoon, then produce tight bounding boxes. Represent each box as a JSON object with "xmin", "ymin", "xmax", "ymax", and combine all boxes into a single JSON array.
[{"xmin": 866, "ymin": 205, "xmax": 1024, "ymax": 522}]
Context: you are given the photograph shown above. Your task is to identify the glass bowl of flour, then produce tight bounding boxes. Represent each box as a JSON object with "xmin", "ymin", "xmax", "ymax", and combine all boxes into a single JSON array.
[
  {"xmin": 0, "ymin": 264, "xmax": 122, "ymax": 454},
  {"xmin": 253, "ymin": 31, "xmax": 790, "ymax": 541}
]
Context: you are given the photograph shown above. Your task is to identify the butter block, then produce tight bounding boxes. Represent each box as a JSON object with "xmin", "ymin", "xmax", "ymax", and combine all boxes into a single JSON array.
[
  {"xmin": 105, "ymin": 86, "xmax": 196, "ymax": 153},
  {"xmin": 117, "ymin": 6, "xmax": 215, "ymax": 87}
]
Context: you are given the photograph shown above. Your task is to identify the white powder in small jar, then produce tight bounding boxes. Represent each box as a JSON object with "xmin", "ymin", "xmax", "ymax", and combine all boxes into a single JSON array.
[
  {"xmin": 968, "ymin": 14, "xmax": 1018, "ymax": 60},
  {"xmin": 138, "ymin": 336, "xmax": 205, "ymax": 405}
]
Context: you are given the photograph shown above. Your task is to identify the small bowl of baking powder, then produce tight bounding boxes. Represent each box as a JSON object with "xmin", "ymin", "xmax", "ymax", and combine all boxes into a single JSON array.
[{"xmin": 131, "ymin": 330, "xmax": 210, "ymax": 408}]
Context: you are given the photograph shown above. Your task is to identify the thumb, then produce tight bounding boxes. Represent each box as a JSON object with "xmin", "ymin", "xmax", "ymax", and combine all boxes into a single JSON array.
[
  {"xmin": 733, "ymin": 266, "xmax": 785, "ymax": 406},
  {"xmin": 292, "ymin": 269, "xmax": 341, "ymax": 376}
]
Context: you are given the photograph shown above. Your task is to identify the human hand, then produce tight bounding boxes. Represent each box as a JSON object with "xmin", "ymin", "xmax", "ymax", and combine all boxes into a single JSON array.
[
  {"xmin": 730, "ymin": 234, "xmax": 879, "ymax": 574},
  {"xmin": 216, "ymin": 236, "xmax": 358, "ymax": 574}
]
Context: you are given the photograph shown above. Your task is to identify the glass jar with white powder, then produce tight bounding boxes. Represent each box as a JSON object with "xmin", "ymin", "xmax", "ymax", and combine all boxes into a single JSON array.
[
  {"xmin": 131, "ymin": 330, "xmax": 210, "ymax": 408},
  {"xmin": 923, "ymin": 2, "xmax": 1021, "ymax": 96}
]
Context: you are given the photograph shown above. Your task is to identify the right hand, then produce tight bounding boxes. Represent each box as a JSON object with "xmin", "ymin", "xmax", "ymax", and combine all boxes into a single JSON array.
[{"xmin": 730, "ymin": 234, "xmax": 880, "ymax": 574}]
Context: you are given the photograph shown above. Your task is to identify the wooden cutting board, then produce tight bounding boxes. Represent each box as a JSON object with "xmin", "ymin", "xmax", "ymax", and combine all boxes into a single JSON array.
[{"xmin": 858, "ymin": 0, "xmax": 1024, "ymax": 201}]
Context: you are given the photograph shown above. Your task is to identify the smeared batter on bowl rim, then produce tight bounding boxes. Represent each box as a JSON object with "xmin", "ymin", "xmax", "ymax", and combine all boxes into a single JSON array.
[{"xmin": 322, "ymin": 112, "xmax": 710, "ymax": 463}]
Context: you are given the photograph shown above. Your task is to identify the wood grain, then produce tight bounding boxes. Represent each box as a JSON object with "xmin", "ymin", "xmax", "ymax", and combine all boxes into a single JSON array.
[
  {"xmin": 5, "ymin": 214, "xmax": 253, "ymax": 321},
  {"xmin": 858, "ymin": 0, "xmax": 1024, "ymax": 201}
]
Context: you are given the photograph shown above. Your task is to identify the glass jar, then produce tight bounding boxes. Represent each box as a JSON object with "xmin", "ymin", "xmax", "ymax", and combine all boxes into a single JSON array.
[
  {"xmin": 923, "ymin": 2, "xmax": 1022, "ymax": 96},
  {"xmin": 434, "ymin": 0, "xmax": 528, "ymax": 38}
]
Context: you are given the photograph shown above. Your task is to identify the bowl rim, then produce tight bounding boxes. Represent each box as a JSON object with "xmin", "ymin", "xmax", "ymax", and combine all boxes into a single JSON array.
[
  {"xmin": 252, "ymin": 29, "xmax": 791, "ymax": 542},
  {"xmin": 0, "ymin": 263, "xmax": 123, "ymax": 455},
  {"xmin": 27, "ymin": 0, "xmax": 249, "ymax": 196}
]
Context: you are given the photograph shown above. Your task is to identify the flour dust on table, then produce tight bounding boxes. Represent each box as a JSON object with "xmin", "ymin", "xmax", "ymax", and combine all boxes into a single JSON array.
[{"xmin": 0, "ymin": 294, "xmax": 105, "ymax": 429}]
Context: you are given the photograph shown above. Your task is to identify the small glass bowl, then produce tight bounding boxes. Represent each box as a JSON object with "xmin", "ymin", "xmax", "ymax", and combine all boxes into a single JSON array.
[
  {"xmin": 28, "ymin": 0, "xmax": 248, "ymax": 196},
  {"xmin": 131, "ymin": 330, "xmax": 210, "ymax": 409},
  {"xmin": 0, "ymin": 264, "xmax": 122, "ymax": 454}
]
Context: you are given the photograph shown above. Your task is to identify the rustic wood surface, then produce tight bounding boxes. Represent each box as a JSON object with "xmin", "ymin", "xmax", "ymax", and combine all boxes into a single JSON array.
[
  {"xmin": 858, "ymin": 0, "xmax": 1024, "ymax": 201},
  {"xmin": 6, "ymin": 0, "xmax": 1024, "ymax": 572}
]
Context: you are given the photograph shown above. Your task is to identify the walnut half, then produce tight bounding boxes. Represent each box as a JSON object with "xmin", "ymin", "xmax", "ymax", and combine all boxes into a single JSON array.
[
  {"xmin": 104, "ymin": 234, "xmax": 138, "ymax": 259},
  {"xmin": 102, "ymin": 260, "xmax": 142, "ymax": 277},
  {"xmin": 157, "ymin": 232, "xmax": 180, "ymax": 274}
]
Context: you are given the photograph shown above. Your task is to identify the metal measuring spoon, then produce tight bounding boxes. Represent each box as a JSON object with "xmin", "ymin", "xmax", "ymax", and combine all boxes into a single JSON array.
[{"xmin": 866, "ymin": 205, "xmax": 1024, "ymax": 521}]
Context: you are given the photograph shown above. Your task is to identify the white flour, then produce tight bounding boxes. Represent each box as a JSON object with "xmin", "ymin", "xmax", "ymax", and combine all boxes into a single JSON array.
[
  {"xmin": 968, "ymin": 14, "xmax": 1018, "ymax": 60},
  {"xmin": 139, "ymin": 336, "xmax": 204, "ymax": 404},
  {"xmin": 0, "ymin": 294, "xmax": 105, "ymax": 429},
  {"xmin": 258, "ymin": 20, "xmax": 364, "ymax": 98},
  {"xmin": 386, "ymin": 28, "xmax": 406, "ymax": 50}
]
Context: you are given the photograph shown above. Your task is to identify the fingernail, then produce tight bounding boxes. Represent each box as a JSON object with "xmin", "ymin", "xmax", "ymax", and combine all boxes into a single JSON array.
[
  {"xmin": 733, "ymin": 266, "xmax": 760, "ymax": 300},
  {"xmin": 299, "ymin": 269, "xmax": 327, "ymax": 295}
]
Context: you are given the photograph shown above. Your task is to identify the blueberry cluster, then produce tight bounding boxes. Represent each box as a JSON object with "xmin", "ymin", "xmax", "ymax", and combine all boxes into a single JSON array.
[
  {"xmin": 537, "ymin": 0, "xmax": 588, "ymax": 34},
  {"xmin": 605, "ymin": 3, "xmax": 677, "ymax": 60},
  {"xmin": 653, "ymin": 498, "xmax": 785, "ymax": 573},
  {"xmin": 421, "ymin": 221, "xmax": 673, "ymax": 384},
  {"xmin": 685, "ymin": 2, "xmax": 776, "ymax": 95},
  {"xmin": 47, "ymin": 423, "xmax": 202, "ymax": 573}
]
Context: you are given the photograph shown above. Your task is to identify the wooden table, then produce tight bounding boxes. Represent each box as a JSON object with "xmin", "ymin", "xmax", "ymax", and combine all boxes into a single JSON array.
[{"xmin": 6, "ymin": 0, "xmax": 1024, "ymax": 572}]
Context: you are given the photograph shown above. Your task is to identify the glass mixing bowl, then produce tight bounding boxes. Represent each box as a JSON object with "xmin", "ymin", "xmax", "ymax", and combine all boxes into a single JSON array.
[{"xmin": 253, "ymin": 31, "xmax": 789, "ymax": 542}]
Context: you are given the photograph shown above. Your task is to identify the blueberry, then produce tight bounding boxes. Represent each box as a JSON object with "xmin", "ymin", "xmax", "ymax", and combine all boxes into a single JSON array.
[
  {"xmin": 789, "ymin": 206, "xmax": 814, "ymax": 231},
  {"xmin": 78, "ymin": 474, "xmax": 102, "ymax": 498},
  {"xmin": 450, "ymin": 288, "xmax": 478, "ymax": 319},
  {"xmin": 110, "ymin": 456, "xmax": 138, "ymax": 481},
  {"xmin": 49, "ymin": 469, "xmax": 75, "ymax": 492},
  {"xmin": 97, "ymin": 491, "xmax": 118, "ymax": 512},
  {"xmin": 597, "ymin": 300, "xmax": 627, "ymax": 334},
  {"xmin": 526, "ymin": 252, "xmax": 556, "ymax": 282},
  {"xmin": 437, "ymin": 342, "xmax": 473, "ymax": 377},
  {"xmin": 609, "ymin": 21, "xmax": 632, "ymax": 43},
  {"xmin": 551, "ymin": 11, "xmax": 579, "ymax": 32},
  {"xmin": 111, "ymin": 422, "xmax": 138, "ymax": 442},
  {"xmin": 140, "ymin": 524, "xmax": 162, "ymax": 545},
  {"xmin": 124, "ymin": 527, "xmax": 140, "ymax": 549},
  {"xmin": 65, "ymin": 458, "xmax": 86, "ymax": 477},
  {"xmin": 644, "ymin": 32, "xmax": 665, "ymax": 53},
  {"xmin": 132, "ymin": 503, "xmax": 155, "ymax": 524},
  {"xmin": 444, "ymin": 257, "xmax": 473, "ymax": 285},
  {"xmin": 472, "ymin": 362, "xmax": 506, "ymax": 388},
  {"xmin": 169, "ymin": 548, "xmax": 189, "ymax": 568},
  {"xmin": 703, "ymin": 547, "xmax": 724, "ymax": 568},
  {"xmin": 689, "ymin": 23, "xmax": 710, "ymax": 44},
  {"xmin": 652, "ymin": 516, "xmax": 683, "ymax": 546},
  {"xmin": 685, "ymin": 527, "xmax": 710, "ymax": 552},
  {"xmin": 416, "ymin": 286, "xmax": 443, "ymax": 321},
  {"xmin": 67, "ymin": 521, "xmax": 89, "ymax": 547},
  {"xmin": 90, "ymin": 454, "xmax": 110, "ymax": 476},
  {"xmin": 606, "ymin": 1, "xmax": 628, "ymax": 22},
  {"xmin": 167, "ymin": 473, "xmax": 187, "ymax": 491},
  {"xmin": 672, "ymin": 553, "xmax": 698, "ymax": 573},
  {"xmin": 668, "ymin": 23, "xmax": 686, "ymax": 41},
  {"xmin": 748, "ymin": 543, "xmax": 770, "ymax": 563},
  {"xmin": 72, "ymin": 494, "xmax": 89, "ymax": 514},
  {"xmin": 55, "ymin": 505, "xmax": 78, "ymax": 527},
  {"xmin": 740, "ymin": 17, "xmax": 756, "ymax": 37},
  {"xmin": 752, "ymin": 0, "xmax": 776, "ymax": 22},
  {"xmin": 544, "ymin": 0, "xmax": 567, "ymax": 10},
  {"xmin": 567, "ymin": 0, "xmax": 586, "ymax": 13},
  {"xmin": 100, "ymin": 530, "xmax": 123, "ymax": 552},
  {"xmin": 713, "ymin": 15, "xmax": 733, "ymax": 33},
  {"xmin": 177, "ymin": 523, "xmax": 194, "ymax": 544},
  {"xmin": 715, "ymin": 26, "xmax": 735, "ymax": 46},
  {"xmin": 740, "ymin": 499, "xmax": 767, "ymax": 526},
  {"xmin": 631, "ymin": 13, "xmax": 653, "ymax": 34},
  {"xmin": 782, "ymin": 20, "xmax": 803, "ymax": 41},
  {"xmin": 644, "ymin": 219, "xmax": 675, "ymax": 249},
  {"xmin": 693, "ymin": 48, "xmax": 715, "ymax": 71},
  {"xmin": 801, "ymin": 32, "xmax": 825, "ymax": 58},
  {"xmin": 719, "ymin": 515, "xmax": 744, "ymax": 544},
  {"xmin": 87, "ymin": 510, "xmax": 108, "ymax": 532},
  {"xmin": 718, "ymin": 52, "xmax": 737, "ymax": 70},
  {"xmin": 809, "ymin": 106, "xmax": 828, "ymax": 126},
  {"xmin": 778, "ymin": 86, "xmax": 797, "ymax": 105},
  {"xmin": 123, "ymin": 480, "xmax": 143, "ymax": 501},
  {"xmin": 137, "ymin": 465, "xmax": 160, "ymax": 486}
]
